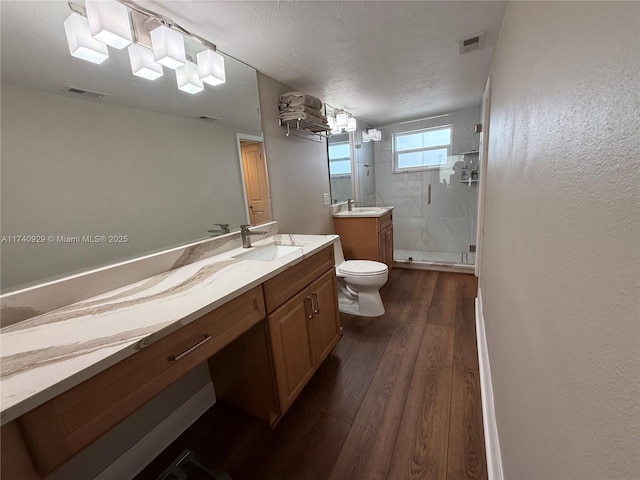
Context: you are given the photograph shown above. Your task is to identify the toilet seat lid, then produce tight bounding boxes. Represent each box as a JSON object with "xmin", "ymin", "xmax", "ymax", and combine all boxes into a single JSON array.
[{"xmin": 338, "ymin": 260, "xmax": 388, "ymax": 276}]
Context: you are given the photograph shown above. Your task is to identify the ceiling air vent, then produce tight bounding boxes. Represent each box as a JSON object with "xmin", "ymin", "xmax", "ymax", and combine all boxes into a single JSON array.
[
  {"xmin": 198, "ymin": 115, "xmax": 220, "ymax": 122},
  {"xmin": 458, "ymin": 33, "xmax": 485, "ymax": 55},
  {"xmin": 63, "ymin": 86, "xmax": 107, "ymax": 100}
]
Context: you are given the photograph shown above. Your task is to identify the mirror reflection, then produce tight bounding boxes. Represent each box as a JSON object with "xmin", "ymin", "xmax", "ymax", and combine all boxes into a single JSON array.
[
  {"xmin": 0, "ymin": 0, "xmax": 262, "ymax": 291},
  {"xmin": 326, "ymin": 105, "xmax": 354, "ymax": 204}
]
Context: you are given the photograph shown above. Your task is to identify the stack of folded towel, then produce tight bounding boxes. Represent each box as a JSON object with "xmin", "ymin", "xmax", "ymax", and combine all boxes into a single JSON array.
[{"xmin": 278, "ymin": 91, "xmax": 330, "ymax": 129}]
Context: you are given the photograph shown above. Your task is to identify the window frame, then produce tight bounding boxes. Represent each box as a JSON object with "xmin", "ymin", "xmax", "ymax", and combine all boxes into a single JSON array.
[{"xmin": 392, "ymin": 124, "xmax": 453, "ymax": 173}]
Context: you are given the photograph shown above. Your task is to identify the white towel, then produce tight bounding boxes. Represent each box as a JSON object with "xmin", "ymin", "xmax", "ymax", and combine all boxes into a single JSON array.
[
  {"xmin": 279, "ymin": 111, "xmax": 328, "ymax": 127},
  {"xmin": 278, "ymin": 103, "xmax": 324, "ymax": 119},
  {"xmin": 279, "ymin": 91, "xmax": 323, "ymax": 110}
]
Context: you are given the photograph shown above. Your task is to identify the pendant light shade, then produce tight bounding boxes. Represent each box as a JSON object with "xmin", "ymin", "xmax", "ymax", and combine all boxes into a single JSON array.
[
  {"xmin": 345, "ymin": 117, "xmax": 357, "ymax": 132},
  {"xmin": 197, "ymin": 49, "xmax": 225, "ymax": 86},
  {"xmin": 362, "ymin": 130, "xmax": 371, "ymax": 143},
  {"xmin": 128, "ymin": 44, "xmax": 163, "ymax": 80},
  {"xmin": 85, "ymin": 0, "xmax": 132, "ymax": 49},
  {"xmin": 176, "ymin": 61, "xmax": 204, "ymax": 94},
  {"xmin": 150, "ymin": 25, "xmax": 186, "ymax": 70},
  {"xmin": 336, "ymin": 111, "xmax": 348, "ymax": 128},
  {"xmin": 63, "ymin": 12, "xmax": 109, "ymax": 64}
]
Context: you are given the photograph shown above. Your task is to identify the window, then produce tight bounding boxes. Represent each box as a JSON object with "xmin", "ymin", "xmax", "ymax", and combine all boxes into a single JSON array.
[
  {"xmin": 328, "ymin": 141, "xmax": 351, "ymax": 176},
  {"xmin": 393, "ymin": 125, "xmax": 452, "ymax": 172}
]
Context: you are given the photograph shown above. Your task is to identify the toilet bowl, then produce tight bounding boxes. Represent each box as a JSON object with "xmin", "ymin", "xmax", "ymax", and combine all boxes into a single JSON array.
[{"xmin": 333, "ymin": 239, "xmax": 389, "ymax": 317}]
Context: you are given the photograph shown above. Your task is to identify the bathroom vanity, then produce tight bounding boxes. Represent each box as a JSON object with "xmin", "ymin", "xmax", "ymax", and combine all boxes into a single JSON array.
[
  {"xmin": 333, "ymin": 207, "xmax": 394, "ymax": 268},
  {"xmin": 0, "ymin": 232, "xmax": 340, "ymax": 478}
]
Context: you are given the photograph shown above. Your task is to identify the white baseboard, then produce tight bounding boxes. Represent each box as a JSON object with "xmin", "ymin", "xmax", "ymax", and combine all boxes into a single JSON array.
[
  {"xmin": 476, "ymin": 288, "xmax": 504, "ymax": 480},
  {"xmin": 95, "ymin": 383, "xmax": 216, "ymax": 480}
]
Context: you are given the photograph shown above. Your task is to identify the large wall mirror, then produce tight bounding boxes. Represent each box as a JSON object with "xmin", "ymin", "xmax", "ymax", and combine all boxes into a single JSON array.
[
  {"xmin": 0, "ymin": 1, "xmax": 262, "ymax": 290},
  {"xmin": 326, "ymin": 105, "xmax": 354, "ymax": 204}
]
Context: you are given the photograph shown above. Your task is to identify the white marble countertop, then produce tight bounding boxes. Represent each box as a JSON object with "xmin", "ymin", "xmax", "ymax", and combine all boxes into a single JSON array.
[
  {"xmin": 0, "ymin": 233, "xmax": 338, "ymax": 425},
  {"xmin": 332, "ymin": 206, "xmax": 394, "ymax": 218}
]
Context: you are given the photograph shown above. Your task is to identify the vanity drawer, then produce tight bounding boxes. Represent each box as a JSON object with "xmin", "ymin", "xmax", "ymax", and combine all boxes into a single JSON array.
[
  {"xmin": 263, "ymin": 245, "xmax": 335, "ymax": 314},
  {"xmin": 19, "ymin": 286, "xmax": 265, "ymax": 475}
]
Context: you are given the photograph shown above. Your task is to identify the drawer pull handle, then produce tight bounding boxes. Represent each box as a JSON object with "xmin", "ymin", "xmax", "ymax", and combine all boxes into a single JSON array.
[
  {"xmin": 312, "ymin": 292, "xmax": 320, "ymax": 314},
  {"xmin": 304, "ymin": 296, "xmax": 314, "ymax": 319},
  {"xmin": 167, "ymin": 334, "xmax": 211, "ymax": 362}
]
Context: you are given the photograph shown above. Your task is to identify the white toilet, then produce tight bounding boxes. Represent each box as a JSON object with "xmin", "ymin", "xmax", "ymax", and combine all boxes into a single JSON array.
[{"xmin": 333, "ymin": 239, "xmax": 389, "ymax": 317}]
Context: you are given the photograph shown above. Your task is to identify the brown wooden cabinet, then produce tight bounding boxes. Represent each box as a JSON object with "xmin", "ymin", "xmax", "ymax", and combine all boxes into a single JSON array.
[
  {"xmin": 265, "ymin": 248, "xmax": 340, "ymax": 414},
  {"xmin": 334, "ymin": 210, "xmax": 394, "ymax": 268},
  {"xmin": 267, "ymin": 288, "xmax": 316, "ymax": 412},
  {"xmin": 17, "ymin": 286, "xmax": 266, "ymax": 475},
  {"xmin": 5, "ymin": 245, "xmax": 341, "ymax": 478}
]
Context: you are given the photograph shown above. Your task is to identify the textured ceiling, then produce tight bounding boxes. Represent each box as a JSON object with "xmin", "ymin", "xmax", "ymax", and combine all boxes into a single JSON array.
[
  {"xmin": 1, "ymin": 1, "xmax": 508, "ymax": 128},
  {"xmin": 142, "ymin": 0, "xmax": 508, "ymax": 125}
]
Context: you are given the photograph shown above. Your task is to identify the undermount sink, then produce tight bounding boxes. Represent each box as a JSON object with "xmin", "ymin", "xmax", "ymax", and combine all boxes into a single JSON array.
[
  {"xmin": 233, "ymin": 243, "xmax": 302, "ymax": 262},
  {"xmin": 353, "ymin": 208, "xmax": 379, "ymax": 214}
]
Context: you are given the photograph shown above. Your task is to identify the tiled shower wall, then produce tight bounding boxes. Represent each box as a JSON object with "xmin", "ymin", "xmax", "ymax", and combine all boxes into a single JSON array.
[
  {"xmin": 354, "ymin": 129, "xmax": 376, "ymax": 206},
  {"xmin": 373, "ymin": 107, "xmax": 481, "ymax": 263}
]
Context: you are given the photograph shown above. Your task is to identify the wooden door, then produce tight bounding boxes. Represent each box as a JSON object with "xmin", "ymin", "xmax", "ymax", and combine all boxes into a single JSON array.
[
  {"xmin": 308, "ymin": 269, "xmax": 341, "ymax": 366},
  {"xmin": 241, "ymin": 142, "xmax": 271, "ymax": 224},
  {"xmin": 267, "ymin": 289, "xmax": 315, "ymax": 412}
]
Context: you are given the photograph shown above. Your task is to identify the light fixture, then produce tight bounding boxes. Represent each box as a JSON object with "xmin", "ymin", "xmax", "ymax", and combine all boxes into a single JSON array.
[
  {"xmin": 197, "ymin": 49, "xmax": 225, "ymax": 86},
  {"xmin": 64, "ymin": 12, "xmax": 110, "ymax": 64},
  {"xmin": 345, "ymin": 117, "xmax": 356, "ymax": 132},
  {"xmin": 150, "ymin": 24, "xmax": 186, "ymax": 70},
  {"xmin": 336, "ymin": 111, "xmax": 349, "ymax": 128},
  {"xmin": 176, "ymin": 61, "xmax": 204, "ymax": 94},
  {"xmin": 327, "ymin": 115, "xmax": 336, "ymax": 129},
  {"xmin": 128, "ymin": 43, "xmax": 163, "ymax": 80},
  {"xmin": 369, "ymin": 128, "xmax": 382, "ymax": 141},
  {"xmin": 85, "ymin": 0, "xmax": 132, "ymax": 49},
  {"xmin": 362, "ymin": 130, "xmax": 371, "ymax": 143},
  {"xmin": 63, "ymin": 1, "xmax": 226, "ymax": 94},
  {"xmin": 331, "ymin": 124, "xmax": 343, "ymax": 135}
]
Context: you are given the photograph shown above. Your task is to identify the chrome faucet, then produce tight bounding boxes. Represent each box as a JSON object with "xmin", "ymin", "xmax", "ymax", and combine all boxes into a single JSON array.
[
  {"xmin": 207, "ymin": 223, "xmax": 230, "ymax": 236},
  {"xmin": 240, "ymin": 224, "xmax": 267, "ymax": 248},
  {"xmin": 347, "ymin": 198, "xmax": 363, "ymax": 211}
]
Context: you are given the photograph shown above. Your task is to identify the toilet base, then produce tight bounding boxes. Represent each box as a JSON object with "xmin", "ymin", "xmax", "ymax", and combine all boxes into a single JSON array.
[{"xmin": 338, "ymin": 291, "xmax": 385, "ymax": 317}]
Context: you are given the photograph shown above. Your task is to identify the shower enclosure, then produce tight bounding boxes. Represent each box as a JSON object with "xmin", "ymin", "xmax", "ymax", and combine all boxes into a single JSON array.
[{"xmin": 372, "ymin": 107, "xmax": 481, "ymax": 268}]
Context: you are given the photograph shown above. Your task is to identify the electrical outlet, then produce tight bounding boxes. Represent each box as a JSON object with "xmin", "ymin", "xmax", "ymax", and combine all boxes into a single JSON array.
[
  {"xmin": 469, "ymin": 244, "xmax": 477, "ymax": 252},
  {"xmin": 323, "ymin": 193, "xmax": 330, "ymax": 205}
]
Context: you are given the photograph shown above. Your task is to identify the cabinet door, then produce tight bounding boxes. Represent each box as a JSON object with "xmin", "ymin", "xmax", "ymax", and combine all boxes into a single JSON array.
[
  {"xmin": 378, "ymin": 225, "xmax": 394, "ymax": 268},
  {"xmin": 308, "ymin": 269, "xmax": 341, "ymax": 366},
  {"xmin": 378, "ymin": 228, "xmax": 387, "ymax": 265},
  {"xmin": 383, "ymin": 225, "xmax": 394, "ymax": 268},
  {"xmin": 267, "ymin": 289, "xmax": 316, "ymax": 412}
]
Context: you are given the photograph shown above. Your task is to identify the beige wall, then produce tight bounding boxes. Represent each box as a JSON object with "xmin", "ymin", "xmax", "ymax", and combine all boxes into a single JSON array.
[
  {"xmin": 257, "ymin": 73, "xmax": 333, "ymax": 234},
  {"xmin": 481, "ymin": 2, "xmax": 639, "ymax": 479},
  {"xmin": 1, "ymin": 84, "xmax": 248, "ymax": 290}
]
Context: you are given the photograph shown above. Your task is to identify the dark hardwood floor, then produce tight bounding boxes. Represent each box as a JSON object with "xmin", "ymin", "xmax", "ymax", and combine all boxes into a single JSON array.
[{"xmin": 135, "ymin": 269, "xmax": 486, "ymax": 480}]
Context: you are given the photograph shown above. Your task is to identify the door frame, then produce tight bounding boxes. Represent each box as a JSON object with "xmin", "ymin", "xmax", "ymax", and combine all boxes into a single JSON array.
[
  {"xmin": 475, "ymin": 77, "xmax": 492, "ymax": 278},
  {"xmin": 236, "ymin": 133, "xmax": 271, "ymax": 225}
]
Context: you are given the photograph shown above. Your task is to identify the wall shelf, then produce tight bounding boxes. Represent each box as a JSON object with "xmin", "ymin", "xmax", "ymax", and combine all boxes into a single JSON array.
[{"xmin": 279, "ymin": 118, "xmax": 331, "ymax": 142}]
